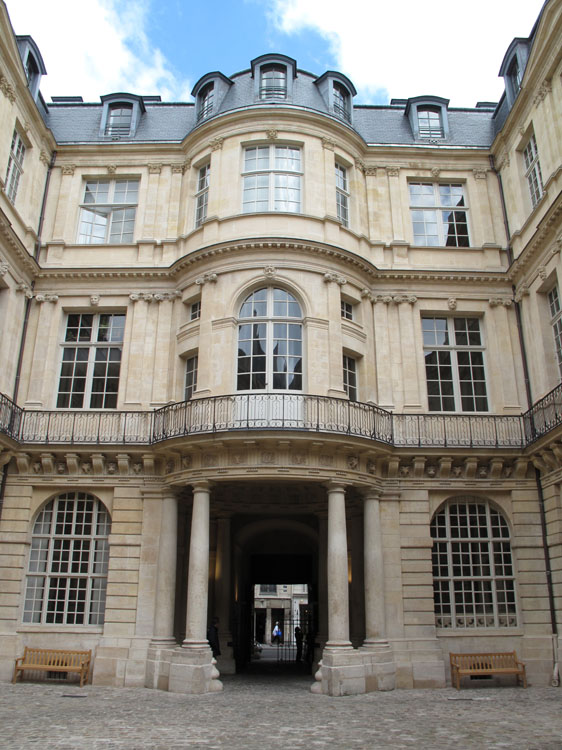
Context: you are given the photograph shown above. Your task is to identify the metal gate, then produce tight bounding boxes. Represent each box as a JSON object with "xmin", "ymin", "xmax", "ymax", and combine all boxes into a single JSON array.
[{"xmin": 252, "ymin": 608, "xmax": 316, "ymax": 665}]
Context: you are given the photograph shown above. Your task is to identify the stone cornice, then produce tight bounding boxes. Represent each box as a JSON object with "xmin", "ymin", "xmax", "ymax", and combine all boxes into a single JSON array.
[
  {"xmin": 507, "ymin": 190, "xmax": 562, "ymax": 284},
  {"xmin": 0, "ymin": 212, "xmax": 39, "ymax": 276}
]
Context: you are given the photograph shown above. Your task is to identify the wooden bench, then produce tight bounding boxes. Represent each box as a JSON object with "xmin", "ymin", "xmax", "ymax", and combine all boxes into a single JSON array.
[
  {"xmin": 13, "ymin": 647, "xmax": 91, "ymax": 687},
  {"xmin": 450, "ymin": 651, "xmax": 527, "ymax": 690}
]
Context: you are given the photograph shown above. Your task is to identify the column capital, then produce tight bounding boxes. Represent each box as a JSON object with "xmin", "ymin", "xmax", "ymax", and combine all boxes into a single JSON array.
[
  {"xmin": 190, "ymin": 480, "xmax": 213, "ymax": 493},
  {"xmin": 361, "ymin": 487, "xmax": 382, "ymax": 501},
  {"xmin": 324, "ymin": 480, "xmax": 349, "ymax": 493}
]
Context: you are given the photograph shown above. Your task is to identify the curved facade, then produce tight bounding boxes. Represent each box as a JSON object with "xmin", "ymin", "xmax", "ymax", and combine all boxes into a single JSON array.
[{"xmin": 1, "ymin": 0, "xmax": 562, "ymax": 695}]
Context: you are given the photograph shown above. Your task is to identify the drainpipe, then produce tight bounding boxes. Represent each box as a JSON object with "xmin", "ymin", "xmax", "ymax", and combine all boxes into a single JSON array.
[
  {"xmin": 490, "ymin": 154, "xmax": 559, "ymax": 684},
  {"xmin": 0, "ymin": 150, "xmax": 57, "ymax": 519}
]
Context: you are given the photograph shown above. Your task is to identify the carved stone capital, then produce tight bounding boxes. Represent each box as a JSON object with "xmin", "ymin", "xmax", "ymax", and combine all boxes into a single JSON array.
[
  {"xmin": 209, "ymin": 137, "xmax": 224, "ymax": 151},
  {"xmin": 0, "ymin": 261, "xmax": 8, "ymax": 277},
  {"xmin": 361, "ymin": 288, "xmax": 374, "ymax": 302},
  {"xmin": 171, "ymin": 162, "xmax": 188, "ymax": 174},
  {"xmin": 514, "ymin": 284, "xmax": 529, "ymax": 303},
  {"xmin": 534, "ymin": 78, "xmax": 552, "ymax": 106},
  {"xmin": 354, "ymin": 159, "xmax": 366, "ymax": 173},
  {"xmin": 40, "ymin": 150, "xmax": 51, "ymax": 167},
  {"xmin": 0, "ymin": 75, "xmax": 16, "ymax": 102},
  {"xmin": 16, "ymin": 282, "xmax": 33, "ymax": 299},
  {"xmin": 364, "ymin": 167, "xmax": 378, "ymax": 176},
  {"xmin": 322, "ymin": 137, "xmax": 336, "ymax": 151},
  {"xmin": 129, "ymin": 290, "xmax": 181, "ymax": 303},
  {"xmin": 148, "ymin": 163, "xmax": 162, "ymax": 174},
  {"xmin": 61, "ymin": 164, "xmax": 76, "ymax": 176},
  {"xmin": 489, "ymin": 297, "xmax": 513, "ymax": 308},
  {"xmin": 472, "ymin": 168, "xmax": 487, "ymax": 179},
  {"xmin": 323, "ymin": 272, "xmax": 347, "ymax": 286},
  {"xmin": 195, "ymin": 273, "xmax": 218, "ymax": 286},
  {"xmin": 34, "ymin": 293, "xmax": 59, "ymax": 303},
  {"xmin": 385, "ymin": 167, "xmax": 400, "ymax": 177}
]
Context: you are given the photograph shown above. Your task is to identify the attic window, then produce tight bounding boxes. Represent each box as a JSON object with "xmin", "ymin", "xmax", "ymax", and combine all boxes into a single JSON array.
[
  {"xmin": 333, "ymin": 83, "xmax": 350, "ymax": 121},
  {"xmin": 508, "ymin": 57, "xmax": 522, "ymax": 97},
  {"xmin": 198, "ymin": 82, "xmax": 214, "ymax": 120},
  {"xmin": 260, "ymin": 65, "xmax": 287, "ymax": 100},
  {"xmin": 105, "ymin": 104, "xmax": 133, "ymax": 136},
  {"xmin": 418, "ymin": 107, "xmax": 444, "ymax": 138}
]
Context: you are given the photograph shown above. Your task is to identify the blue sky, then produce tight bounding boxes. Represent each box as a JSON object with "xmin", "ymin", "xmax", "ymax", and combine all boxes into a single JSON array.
[{"xmin": 8, "ymin": 0, "xmax": 546, "ymax": 107}]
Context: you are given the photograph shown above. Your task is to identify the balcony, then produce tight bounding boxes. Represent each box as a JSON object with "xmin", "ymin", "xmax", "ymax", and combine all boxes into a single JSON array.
[{"xmin": 2, "ymin": 389, "xmax": 558, "ymax": 449}]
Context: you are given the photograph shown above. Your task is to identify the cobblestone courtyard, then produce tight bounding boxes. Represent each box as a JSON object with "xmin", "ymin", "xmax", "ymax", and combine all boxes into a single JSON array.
[{"xmin": 2, "ymin": 672, "xmax": 562, "ymax": 750}]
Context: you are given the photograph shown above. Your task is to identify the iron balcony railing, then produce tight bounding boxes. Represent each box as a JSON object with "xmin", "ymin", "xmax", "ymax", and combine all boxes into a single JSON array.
[{"xmin": 1, "ymin": 385, "xmax": 562, "ymax": 448}]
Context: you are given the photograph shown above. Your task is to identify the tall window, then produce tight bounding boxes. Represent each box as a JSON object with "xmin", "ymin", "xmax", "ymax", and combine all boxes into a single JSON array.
[
  {"xmin": 335, "ymin": 163, "xmax": 349, "ymax": 227},
  {"xmin": 260, "ymin": 65, "xmax": 287, "ymax": 100},
  {"xmin": 57, "ymin": 313, "xmax": 125, "ymax": 409},
  {"xmin": 333, "ymin": 83, "xmax": 350, "ymax": 121},
  {"xmin": 23, "ymin": 493, "xmax": 111, "ymax": 625},
  {"xmin": 242, "ymin": 145, "xmax": 301, "ymax": 214},
  {"xmin": 185, "ymin": 355, "xmax": 198, "ymax": 400},
  {"xmin": 198, "ymin": 83, "xmax": 214, "ymax": 120},
  {"xmin": 431, "ymin": 500, "xmax": 517, "ymax": 629},
  {"xmin": 343, "ymin": 355, "xmax": 357, "ymax": 401},
  {"xmin": 508, "ymin": 57, "xmax": 522, "ymax": 97},
  {"xmin": 422, "ymin": 317, "xmax": 488, "ymax": 412},
  {"xmin": 195, "ymin": 163, "xmax": 210, "ymax": 227},
  {"xmin": 418, "ymin": 107, "xmax": 444, "ymax": 138},
  {"xmin": 237, "ymin": 287, "xmax": 302, "ymax": 391},
  {"xmin": 523, "ymin": 134, "xmax": 544, "ymax": 209},
  {"xmin": 548, "ymin": 286, "xmax": 562, "ymax": 379},
  {"xmin": 5, "ymin": 129, "xmax": 25, "ymax": 203},
  {"xmin": 78, "ymin": 179, "xmax": 139, "ymax": 244},
  {"xmin": 105, "ymin": 104, "xmax": 133, "ymax": 136},
  {"xmin": 409, "ymin": 183, "xmax": 469, "ymax": 247}
]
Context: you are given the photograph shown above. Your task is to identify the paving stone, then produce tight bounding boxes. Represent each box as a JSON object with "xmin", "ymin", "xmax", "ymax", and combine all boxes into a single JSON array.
[{"xmin": 1, "ymin": 674, "xmax": 561, "ymax": 749}]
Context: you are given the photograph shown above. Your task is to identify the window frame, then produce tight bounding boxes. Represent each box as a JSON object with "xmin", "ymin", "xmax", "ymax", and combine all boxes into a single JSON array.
[
  {"xmin": 242, "ymin": 144, "xmax": 302, "ymax": 214},
  {"xmin": 409, "ymin": 182, "xmax": 470, "ymax": 247},
  {"xmin": 5, "ymin": 128, "xmax": 26, "ymax": 204},
  {"xmin": 197, "ymin": 82, "xmax": 214, "ymax": 120},
  {"xmin": 422, "ymin": 316, "xmax": 488, "ymax": 413},
  {"xmin": 23, "ymin": 493, "xmax": 111, "ymax": 626},
  {"xmin": 335, "ymin": 162, "xmax": 349, "ymax": 227},
  {"xmin": 56, "ymin": 312, "xmax": 126, "ymax": 409},
  {"xmin": 195, "ymin": 163, "xmax": 210, "ymax": 227},
  {"xmin": 548, "ymin": 285, "xmax": 562, "ymax": 380},
  {"xmin": 105, "ymin": 104, "xmax": 133, "ymax": 137},
  {"xmin": 431, "ymin": 499, "xmax": 518, "ymax": 630},
  {"xmin": 342, "ymin": 354, "xmax": 358, "ymax": 401},
  {"xmin": 333, "ymin": 82, "xmax": 350, "ymax": 121},
  {"xmin": 523, "ymin": 134, "xmax": 544, "ymax": 210},
  {"xmin": 259, "ymin": 64, "xmax": 287, "ymax": 100},
  {"xmin": 417, "ymin": 106, "xmax": 444, "ymax": 138},
  {"xmin": 184, "ymin": 354, "xmax": 198, "ymax": 400},
  {"xmin": 341, "ymin": 300, "xmax": 354, "ymax": 321},
  {"xmin": 190, "ymin": 300, "xmax": 201, "ymax": 321},
  {"xmin": 77, "ymin": 178, "xmax": 139, "ymax": 245}
]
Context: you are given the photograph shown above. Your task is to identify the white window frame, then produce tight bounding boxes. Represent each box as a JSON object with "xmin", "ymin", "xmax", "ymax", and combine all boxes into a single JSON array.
[
  {"xmin": 417, "ymin": 106, "xmax": 444, "ymax": 138},
  {"xmin": 242, "ymin": 145, "xmax": 302, "ymax": 214},
  {"xmin": 259, "ymin": 65, "xmax": 287, "ymax": 100},
  {"xmin": 105, "ymin": 104, "xmax": 133, "ymax": 136},
  {"xmin": 5, "ymin": 129, "xmax": 26, "ymax": 203},
  {"xmin": 190, "ymin": 300, "xmax": 201, "ymax": 321},
  {"xmin": 409, "ymin": 183, "xmax": 470, "ymax": 247},
  {"xmin": 195, "ymin": 164, "xmax": 210, "ymax": 227},
  {"xmin": 422, "ymin": 316, "xmax": 488, "ymax": 412},
  {"xmin": 23, "ymin": 493, "xmax": 111, "ymax": 626},
  {"xmin": 523, "ymin": 134, "xmax": 544, "ymax": 209},
  {"xmin": 56, "ymin": 313, "xmax": 126, "ymax": 409},
  {"xmin": 197, "ymin": 83, "xmax": 214, "ymax": 120},
  {"xmin": 431, "ymin": 499, "xmax": 518, "ymax": 629},
  {"xmin": 237, "ymin": 287, "xmax": 303, "ymax": 392},
  {"xmin": 335, "ymin": 162, "xmax": 349, "ymax": 227},
  {"xmin": 185, "ymin": 354, "xmax": 198, "ymax": 400},
  {"xmin": 341, "ymin": 300, "xmax": 354, "ymax": 321},
  {"xmin": 78, "ymin": 179, "xmax": 139, "ymax": 244},
  {"xmin": 548, "ymin": 285, "xmax": 562, "ymax": 380},
  {"xmin": 333, "ymin": 82, "xmax": 350, "ymax": 121},
  {"xmin": 343, "ymin": 354, "xmax": 357, "ymax": 401}
]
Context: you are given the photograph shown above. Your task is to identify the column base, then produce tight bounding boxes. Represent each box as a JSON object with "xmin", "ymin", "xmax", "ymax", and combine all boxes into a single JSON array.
[
  {"xmin": 311, "ymin": 645, "xmax": 396, "ymax": 696},
  {"xmin": 168, "ymin": 647, "xmax": 223, "ymax": 694}
]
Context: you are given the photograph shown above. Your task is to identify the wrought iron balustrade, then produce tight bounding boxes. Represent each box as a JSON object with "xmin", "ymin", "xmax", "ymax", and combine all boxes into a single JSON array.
[{"xmin": 1, "ymin": 386, "xmax": 562, "ymax": 448}]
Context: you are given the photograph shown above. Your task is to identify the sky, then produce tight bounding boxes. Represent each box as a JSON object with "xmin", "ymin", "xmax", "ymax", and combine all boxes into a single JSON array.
[{"xmin": 7, "ymin": 0, "xmax": 546, "ymax": 108}]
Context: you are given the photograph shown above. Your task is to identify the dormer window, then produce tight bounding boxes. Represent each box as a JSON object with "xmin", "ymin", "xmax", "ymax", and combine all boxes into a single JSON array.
[
  {"xmin": 105, "ymin": 104, "xmax": 133, "ymax": 136},
  {"xmin": 499, "ymin": 38, "xmax": 530, "ymax": 108},
  {"xmin": 198, "ymin": 83, "xmax": 214, "ymax": 120},
  {"xmin": 333, "ymin": 83, "xmax": 350, "ymax": 121},
  {"xmin": 418, "ymin": 107, "xmax": 444, "ymax": 138},
  {"xmin": 508, "ymin": 57, "xmax": 522, "ymax": 97},
  {"xmin": 16, "ymin": 36, "xmax": 46, "ymax": 101},
  {"xmin": 100, "ymin": 94, "xmax": 145, "ymax": 139},
  {"xmin": 260, "ymin": 65, "xmax": 287, "ymax": 100}
]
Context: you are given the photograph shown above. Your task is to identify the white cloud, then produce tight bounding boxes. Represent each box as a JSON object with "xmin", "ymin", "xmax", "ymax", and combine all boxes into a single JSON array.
[
  {"xmin": 269, "ymin": 0, "xmax": 545, "ymax": 105},
  {"xmin": 6, "ymin": 0, "xmax": 192, "ymax": 101}
]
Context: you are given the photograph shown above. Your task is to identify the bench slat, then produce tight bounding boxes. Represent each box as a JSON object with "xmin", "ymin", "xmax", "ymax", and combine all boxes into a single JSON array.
[
  {"xmin": 13, "ymin": 648, "xmax": 91, "ymax": 687},
  {"xmin": 450, "ymin": 651, "xmax": 526, "ymax": 690}
]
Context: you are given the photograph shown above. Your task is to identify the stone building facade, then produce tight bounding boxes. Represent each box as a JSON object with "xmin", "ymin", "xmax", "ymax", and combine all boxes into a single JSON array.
[{"xmin": 0, "ymin": 0, "xmax": 561, "ymax": 696}]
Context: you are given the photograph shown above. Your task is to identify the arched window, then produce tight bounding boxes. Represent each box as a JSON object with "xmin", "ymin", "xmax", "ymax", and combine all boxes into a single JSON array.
[
  {"xmin": 260, "ymin": 65, "xmax": 287, "ymax": 100},
  {"xmin": 23, "ymin": 493, "xmax": 111, "ymax": 625},
  {"xmin": 237, "ymin": 287, "xmax": 303, "ymax": 391},
  {"xmin": 430, "ymin": 499, "xmax": 517, "ymax": 629}
]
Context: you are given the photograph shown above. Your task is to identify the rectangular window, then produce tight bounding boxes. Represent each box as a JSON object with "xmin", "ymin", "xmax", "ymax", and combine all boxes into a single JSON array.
[
  {"xmin": 422, "ymin": 317, "xmax": 488, "ymax": 412},
  {"xmin": 409, "ymin": 183, "xmax": 469, "ymax": 247},
  {"xmin": 242, "ymin": 145, "xmax": 301, "ymax": 214},
  {"xmin": 184, "ymin": 355, "xmax": 198, "ymax": 400},
  {"xmin": 417, "ymin": 107, "xmax": 444, "ymax": 138},
  {"xmin": 195, "ymin": 164, "xmax": 210, "ymax": 227},
  {"xmin": 78, "ymin": 179, "xmax": 139, "ymax": 244},
  {"xmin": 190, "ymin": 300, "xmax": 201, "ymax": 321},
  {"xmin": 343, "ymin": 355, "xmax": 357, "ymax": 401},
  {"xmin": 523, "ymin": 134, "xmax": 543, "ymax": 209},
  {"xmin": 335, "ymin": 163, "xmax": 349, "ymax": 227},
  {"xmin": 5, "ymin": 129, "xmax": 26, "ymax": 203},
  {"xmin": 548, "ymin": 286, "xmax": 562, "ymax": 380},
  {"xmin": 341, "ymin": 300, "xmax": 353, "ymax": 320},
  {"xmin": 57, "ymin": 313, "xmax": 125, "ymax": 409},
  {"xmin": 260, "ymin": 65, "xmax": 287, "ymax": 100},
  {"xmin": 105, "ymin": 104, "xmax": 133, "ymax": 136}
]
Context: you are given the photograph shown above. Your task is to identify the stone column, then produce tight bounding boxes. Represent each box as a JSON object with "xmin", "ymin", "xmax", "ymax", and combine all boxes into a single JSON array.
[
  {"xmin": 317, "ymin": 514, "xmax": 328, "ymax": 649},
  {"xmin": 214, "ymin": 515, "xmax": 235, "ymax": 673},
  {"xmin": 362, "ymin": 489, "xmax": 387, "ymax": 646},
  {"xmin": 183, "ymin": 481, "xmax": 212, "ymax": 648},
  {"xmin": 151, "ymin": 494, "xmax": 178, "ymax": 646},
  {"xmin": 325, "ymin": 482, "xmax": 352, "ymax": 649}
]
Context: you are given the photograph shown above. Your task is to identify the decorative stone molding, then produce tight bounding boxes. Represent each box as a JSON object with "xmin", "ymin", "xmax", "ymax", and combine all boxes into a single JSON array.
[
  {"xmin": 34, "ymin": 294, "xmax": 59, "ymax": 303},
  {"xmin": 385, "ymin": 167, "xmax": 400, "ymax": 177},
  {"xmin": 195, "ymin": 273, "xmax": 218, "ymax": 286},
  {"xmin": 354, "ymin": 159, "xmax": 366, "ymax": 173},
  {"xmin": 496, "ymin": 151, "xmax": 510, "ymax": 171},
  {"xmin": 430, "ymin": 168, "xmax": 440, "ymax": 178},
  {"xmin": 61, "ymin": 164, "xmax": 76, "ymax": 176},
  {"xmin": 148, "ymin": 163, "xmax": 162, "ymax": 174},
  {"xmin": 322, "ymin": 137, "xmax": 336, "ymax": 151},
  {"xmin": 553, "ymin": 235, "xmax": 562, "ymax": 255},
  {"xmin": 90, "ymin": 295, "xmax": 100, "ymax": 306},
  {"xmin": 16, "ymin": 282, "xmax": 33, "ymax": 298},
  {"xmin": 488, "ymin": 297, "xmax": 512, "ymax": 307},
  {"xmin": 347, "ymin": 455, "xmax": 359, "ymax": 470},
  {"xmin": 40, "ymin": 150, "xmax": 51, "ymax": 167},
  {"xmin": 323, "ymin": 272, "xmax": 347, "ymax": 286},
  {"xmin": 472, "ymin": 169, "xmax": 487, "ymax": 180},
  {"xmin": 129, "ymin": 291, "xmax": 182, "ymax": 303},
  {"xmin": 514, "ymin": 284, "xmax": 529, "ymax": 303},
  {"xmin": 448, "ymin": 297, "xmax": 457, "ymax": 310},
  {"xmin": 376, "ymin": 293, "xmax": 417, "ymax": 305},
  {"xmin": 361, "ymin": 288, "xmax": 374, "ymax": 302},
  {"xmin": 0, "ymin": 261, "xmax": 8, "ymax": 277},
  {"xmin": 537, "ymin": 265, "xmax": 548, "ymax": 280},
  {"xmin": 209, "ymin": 137, "xmax": 224, "ymax": 151},
  {"xmin": 171, "ymin": 162, "xmax": 189, "ymax": 174},
  {"xmin": 534, "ymin": 79, "xmax": 552, "ymax": 106},
  {"xmin": 266, "ymin": 129, "xmax": 278, "ymax": 140},
  {"xmin": 263, "ymin": 265, "xmax": 277, "ymax": 278},
  {"xmin": 364, "ymin": 167, "xmax": 378, "ymax": 176},
  {"xmin": 106, "ymin": 165, "xmax": 117, "ymax": 174},
  {"xmin": 0, "ymin": 75, "xmax": 16, "ymax": 102}
]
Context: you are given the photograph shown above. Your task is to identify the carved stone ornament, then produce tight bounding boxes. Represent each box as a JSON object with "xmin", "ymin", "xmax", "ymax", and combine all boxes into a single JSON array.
[
  {"xmin": 148, "ymin": 163, "xmax": 162, "ymax": 174},
  {"xmin": 61, "ymin": 164, "xmax": 76, "ymax": 176},
  {"xmin": 171, "ymin": 162, "xmax": 188, "ymax": 174},
  {"xmin": 291, "ymin": 454, "xmax": 306, "ymax": 465},
  {"xmin": 430, "ymin": 168, "xmax": 440, "ymax": 178},
  {"xmin": 0, "ymin": 261, "xmax": 8, "ymax": 277},
  {"xmin": 40, "ymin": 150, "xmax": 51, "ymax": 167},
  {"xmin": 181, "ymin": 455, "xmax": 192, "ymax": 469},
  {"xmin": 385, "ymin": 167, "xmax": 400, "ymax": 177},
  {"xmin": 534, "ymin": 79, "xmax": 552, "ymax": 106},
  {"xmin": 361, "ymin": 288, "xmax": 374, "ymax": 302},
  {"xmin": 266, "ymin": 129, "xmax": 278, "ymax": 140},
  {"xmin": 322, "ymin": 137, "xmax": 336, "ymax": 151},
  {"xmin": 195, "ymin": 273, "xmax": 218, "ymax": 286},
  {"xmin": 16, "ymin": 282, "xmax": 33, "ymax": 299},
  {"xmin": 34, "ymin": 293, "xmax": 59, "ymax": 303},
  {"xmin": 81, "ymin": 461, "xmax": 92, "ymax": 474},
  {"xmin": 319, "ymin": 455, "xmax": 333, "ymax": 466},
  {"xmin": 90, "ymin": 295, "xmax": 100, "ymax": 306},
  {"xmin": 514, "ymin": 284, "xmax": 529, "ymax": 303},
  {"xmin": 209, "ymin": 137, "xmax": 224, "ymax": 151},
  {"xmin": 448, "ymin": 297, "xmax": 457, "ymax": 310},
  {"xmin": 472, "ymin": 168, "xmax": 487, "ymax": 179},
  {"xmin": 355, "ymin": 159, "xmax": 366, "ymax": 173},
  {"xmin": 0, "ymin": 75, "xmax": 16, "ymax": 103},
  {"xmin": 538, "ymin": 266, "xmax": 548, "ymax": 280},
  {"xmin": 489, "ymin": 297, "xmax": 513, "ymax": 308},
  {"xmin": 324, "ymin": 272, "xmax": 347, "ymax": 286},
  {"xmin": 106, "ymin": 165, "xmax": 117, "ymax": 174},
  {"xmin": 129, "ymin": 291, "xmax": 181, "ymax": 302},
  {"xmin": 364, "ymin": 167, "xmax": 378, "ymax": 176},
  {"xmin": 263, "ymin": 266, "xmax": 277, "ymax": 278},
  {"xmin": 261, "ymin": 451, "xmax": 275, "ymax": 464},
  {"xmin": 347, "ymin": 455, "xmax": 359, "ymax": 470},
  {"xmin": 366, "ymin": 459, "xmax": 376, "ymax": 474},
  {"xmin": 553, "ymin": 235, "xmax": 562, "ymax": 255},
  {"xmin": 132, "ymin": 462, "xmax": 143, "ymax": 474}
]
